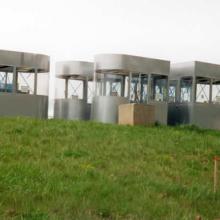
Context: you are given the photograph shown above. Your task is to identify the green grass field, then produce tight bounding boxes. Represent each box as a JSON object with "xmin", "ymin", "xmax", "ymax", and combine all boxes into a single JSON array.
[{"xmin": 0, "ymin": 118, "xmax": 220, "ymax": 220}]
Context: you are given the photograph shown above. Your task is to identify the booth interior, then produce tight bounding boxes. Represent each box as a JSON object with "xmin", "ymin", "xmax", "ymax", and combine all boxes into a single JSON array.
[
  {"xmin": 168, "ymin": 61, "xmax": 220, "ymax": 129},
  {"xmin": 0, "ymin": 50, "xmax": 49, "ymax": 118},
  {"xmin": 54, "ymin": 61, "xmax": 94, "ymax": 120},
  {"xmin": 91, "ymin": 54, "xmax": 170, "ymax": 124}
]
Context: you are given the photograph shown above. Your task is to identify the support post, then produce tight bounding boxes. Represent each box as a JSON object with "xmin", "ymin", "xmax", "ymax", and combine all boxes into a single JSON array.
[
  {"xmin": 128, "ymin": 72, "xmax": 132, "ymax": 102},
  {"xmin": 166, "ymin": 76, "xmax": 169, "ymax": 102},
  {"xmin": 83, "ymin": 79, "xmax": 88, "ymax": 101},
  {"xmin": 34, "ymin": 68, "xmax": 38, "ymax": 95},
  {"xmin": 191, "ymin": 76, "xmax": 196, "ymax": 103},
  {"xmin": 121, "ymin": 76, "xmax": 125, "ymax": 97},
  {"xmin": 65, "ymin": 78, "xmax": 68, "ymax": 99},
  {"xmin": 177, "ymin": 79, "xmax": 181, "ymax": 102},
  {"xmin": 103, "ymin": 74, "xmax": 106, "ymax": 96},
  {"xmin": 5, "ymin": 72, "xmax": 8, "ymax": 92},
  {"xmin": 147, "ymin": 74, "xmax": 151, "ymax": 103},
  {"xmin": 209, "ymin": 78, "xmax": 213, "ymax": 103},
  {"xmin": 12, "ymin": 66, "xmax": 17, "ymax": 93}
]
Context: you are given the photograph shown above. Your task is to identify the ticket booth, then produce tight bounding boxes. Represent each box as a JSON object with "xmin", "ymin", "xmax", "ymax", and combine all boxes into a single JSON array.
[
  {"xmin": 91, "ymin": 54, "xmax": 170, "ymax": 124},
  {"xmin": 168, "ymin": 61, "xmax": 220, "ymax": 129},
  {"xmin": 0, "ymin": 49, "xmax": 49, "ymax": 118},
  {"xmin": 54, "ymin": 61, "xmax": 93, "ymax": 120}
]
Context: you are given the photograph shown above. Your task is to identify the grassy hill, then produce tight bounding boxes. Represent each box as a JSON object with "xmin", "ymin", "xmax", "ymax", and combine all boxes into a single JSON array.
[{"xmin": 0, "ymin": 118, "xmax": 220, "ymax": 220}]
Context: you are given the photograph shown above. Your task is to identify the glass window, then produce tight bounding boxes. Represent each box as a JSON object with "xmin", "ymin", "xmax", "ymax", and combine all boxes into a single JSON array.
[
  {"xmin": 169, "ymin": 80, "xmax": 177, "ymax": 102},
  {"xmin": 37, "ymin": 73, "xmax": 49, "ymax": 96},
  {"xmin": 152, "ymin": 75, "xmax": 168, "ymax": 102},
  {"xmin": 212, "ymin": 79, "xmax": 220, "ymax": 103},
  {"xmin": 68, "ymin": 79, "xmax": 83, "ymax": 99},
  {"xmin": 17, "ymin": 72, "xmax": 35, "ymax": 94},
  {"xmin": 130, "ymin": 74, "xmax": 148, "ymax": 103},
  {"xmin": 180, "ymin": 77, "xmax": 192, "ymax": 102},
  {"xmin": 196, "ymin": 77, "xmax": 210, "ymax": 103},
  {"xmin": 95, "ymin": 73, "xmax": 126, "ymax": 97}
]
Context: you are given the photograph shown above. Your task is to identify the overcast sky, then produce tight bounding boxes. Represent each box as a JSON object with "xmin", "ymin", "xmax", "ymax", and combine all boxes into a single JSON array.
[{"xmin": 1, "ymin": 0, "xmax": 220, "ymax": 64}]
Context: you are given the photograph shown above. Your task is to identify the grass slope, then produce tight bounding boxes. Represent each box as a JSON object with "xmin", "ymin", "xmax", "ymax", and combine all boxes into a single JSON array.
[{"xmin": 0, "ymin": 118, "xmax": 220, "ymax": 220}]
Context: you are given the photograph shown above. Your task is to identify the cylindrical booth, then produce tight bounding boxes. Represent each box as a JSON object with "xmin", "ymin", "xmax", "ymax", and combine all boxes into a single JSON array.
[
  {"xmin": 54, "ymin": 61, "xmax": 94, "ymax": 120},
  {"xmin": 91, "ymin": 54, "xmax": 170, "ymax": 124},
  {"xmin": 0, "ymin": 49, "xmax": 50, "ymax": 118}
]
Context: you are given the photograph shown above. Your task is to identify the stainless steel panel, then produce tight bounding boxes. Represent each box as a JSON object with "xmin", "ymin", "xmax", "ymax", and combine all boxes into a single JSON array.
[
  {"xmin": 150, "ymin": 101, "xmax": 168, "ymax": 125},
  {"xmin": 168, "ymin": 103, "xmax": 193, "ymax": 125},
  {"xmin": 0, "ymin": 50, "xmax": 49, "ymax": 72},
  {"xmin": 193, "ymin": 103, "xmax": 220, "ymax": 129},
  {"xmin": 0, "ymin": 94, "xmax": 48, "ymax": 118},
  {"xmin": 56, "ymin": 61, "xmax": 94, "ymax": 79},
  {"xmin": 95, "ymin": 54, "xmax": 170, "ymax": 75},
  {"xmin": 54, "ymin": 99, "xmax": 91, "ymax": 120},
  {"xmin": 170, "ymin": 61, "xmax": 220, "ymax": 80},
  {"xmin": 168, "ymin": 103, "xmax": 220, "ymax": 130},
  {"xmin": 91, "ymin": 96, "xmax": 129, "ymax": 124}
]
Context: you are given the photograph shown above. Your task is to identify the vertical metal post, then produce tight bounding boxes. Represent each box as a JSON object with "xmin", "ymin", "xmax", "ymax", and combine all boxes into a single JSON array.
[
  {"xmin": 177, "ymin": 79, "xmax": 181, "ymax": 102},
  {"xmin": 65, "ymin": 78, "xmax": 68, "ymax": 99},
  {"xmin": 140, "ymin": 74, "xmax": 144, "ymax": 103},
  {"xmin": 12, "ymin": 66, "xmax": 17, "ymax": 93},
  {"xmin": 121, "ymin": 75, "xmax": 125, "ymax": 97},
  {"xmin": 83, "ymin": 79, "xmax": 88, "ymax": 101},
  {"xmin": 93, "ymin": 69, "xmax": 97, "ymax": 97},
  {"xmin": 209, "ymin": 78, "xmax": 213, "ymax": 103},
  {"xmin": 128, "ymin": 72, "xmax": 132, "ymax": 102},
  {"xmin": 5, "ymin": 72, "xmax": 8, "ymax": 92},
  {"xmin": 34, "ymin": 68, "xmax": 38, "ymax": 95},
  {"xmin": 166, "ymin": 76, "xmax": 169, "ymax": 102},
  {"xmin": 147, "ymin": 74, "xmax": 151, "ymax": 103},
  {"xmin": 191, "ymin": 76, "xmax": 196, "ymax": 103},
  {"xmin": 103, "ymin": 74, "xmax": 106, "ymax": 96}
]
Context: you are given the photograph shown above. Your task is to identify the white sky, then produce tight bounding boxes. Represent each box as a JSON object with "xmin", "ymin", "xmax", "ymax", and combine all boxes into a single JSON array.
[
  {"xmin": 1, "ymin": 0, "xmax": 220, "ymax": 114},
  {"xmin": 1, "ymin": 0, "xmax": 220, "ymax": 63}
]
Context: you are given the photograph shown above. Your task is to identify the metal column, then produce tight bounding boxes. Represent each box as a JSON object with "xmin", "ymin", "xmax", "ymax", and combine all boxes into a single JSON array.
[
  {"xmin": 83, "ymin": 79, "xmax": 88, "ymax": 101},
  {"xmin": 4, "ymin": 72, "xmax": 8, "ymax": 92},
  {"xmin": 209, "ymin": 78, "xmax": 213, "ymax": 103},
  {"xmin": 65, "ymin": 78, "xmax": 68, "ymax": 98},
  {"xmin": 191, "ymin": 76, "xmax": 196, "ymax": 103},
  {"xmin": 34, "ymin": 68, "xmax": 38, "ymax": 95},
  {"xmin": 147, "ymin": 74, "xmax": 151, "ymax": 102},
  {"xmin": 12, "ymin": 66, "xmax": 17, "ymax": 93},
  {"xmin": 128, "ymin": 72, "xmax": 132, "ymax": 101}
]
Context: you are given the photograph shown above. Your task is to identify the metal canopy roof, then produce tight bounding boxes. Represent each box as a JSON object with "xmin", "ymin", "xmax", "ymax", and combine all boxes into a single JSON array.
[
  {"xmin": 94, "ymin": 54, "xmax": 170, "ymax": 76},
  {"xmin": 170, "ymin": 61, "xmax": 220, "ymax": 80},
  {"xmin": 0, "ymin": 49, "xmax": 50, "ymax": 73},
  {"xmin": 56, "ymin": 61, "xmax": 94, "ymax": 80}
]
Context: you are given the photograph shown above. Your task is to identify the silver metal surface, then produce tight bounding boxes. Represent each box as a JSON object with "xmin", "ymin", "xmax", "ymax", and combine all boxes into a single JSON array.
[
  {"xmin": 170, "ymin": 61, "xmax": 220, "ymax": 80},
  {"xmin": 92, "ymin": 54, "xmax": 170, "ymax": 124},
  {"xmin": 0, "ymin": 93, "xmax": 48, "ymax": 118},
  {"xmin": 56, "ymin": 61, "xmax": 94, "ymax": 80},
  {"xmin": 91, "ymin": 96, "xmax": 129, "ymax": 124},
  {"xmin": 0, "ymin": 49, "xmax": 49, "ymax": 72},
  {"xmin": 0, "ymin": 49, "xmax": 50, "ymax": 119},
  {"xmin": 168, "ymin": 61, "xmax": 220, "ymax": 129},
  {"xmin": 168, "ymin": 103, "xmax": 220, "ymax": 130},
  {"xmin": 95, "ymin": 54, "xmax": 170, "ymax": 75},
  {"xmin": 54, "ymin": 60, "xmax": 94, "ymax": 120},
  {"xmin": 149, "ymin": 101, "xmax": 168, "ymax": 125},
  {"xmin": 54, "ymin": 99, "xmax": 91, "ymax": 120}
]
